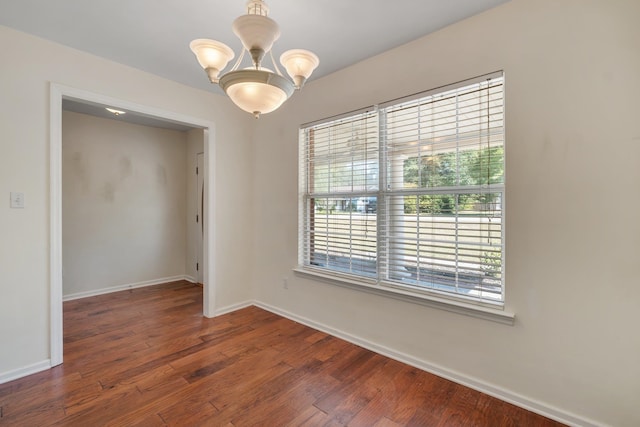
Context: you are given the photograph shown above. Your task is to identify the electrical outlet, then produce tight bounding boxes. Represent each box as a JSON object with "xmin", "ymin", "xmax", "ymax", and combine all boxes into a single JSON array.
[{"xmin": 282, "ymin": 277, "xmax": 288, "ymax": 289}]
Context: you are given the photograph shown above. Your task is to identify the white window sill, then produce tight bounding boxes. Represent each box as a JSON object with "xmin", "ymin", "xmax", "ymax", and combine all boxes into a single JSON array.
[{"xmin": 293, "ymin": 266, "xmax": 515, "ymax": 325}]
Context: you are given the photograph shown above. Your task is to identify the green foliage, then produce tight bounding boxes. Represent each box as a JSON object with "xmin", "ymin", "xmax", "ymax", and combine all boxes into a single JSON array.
[
  {"xmin": 462, "ymin": 146, "xmax": 504, "ymax": 186},
  {"xmin": 402, "ymin": 146, "xmax": 503, "ymax": 214},
  {"xmin": 403, "ymin": 194, "xmax": 456, "ymax": 214},
  {"xmin": 481, "ymin": 250, "xmax": 502, "ymax": 277}
]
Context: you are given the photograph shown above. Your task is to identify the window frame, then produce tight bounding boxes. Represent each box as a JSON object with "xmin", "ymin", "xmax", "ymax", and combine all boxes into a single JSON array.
[{"xmin": 298, "ymin": 72, "xmax": 514, "ymax": 324}]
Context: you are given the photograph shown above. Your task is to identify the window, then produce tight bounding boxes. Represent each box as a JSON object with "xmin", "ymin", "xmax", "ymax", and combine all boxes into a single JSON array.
[
  {"xmin": 300, "ymin": 72, "xmax": 505, "ymax": 307},
  {"xmin": 299, "ymin": 109, "xmax": 379, "ymax": 278}
]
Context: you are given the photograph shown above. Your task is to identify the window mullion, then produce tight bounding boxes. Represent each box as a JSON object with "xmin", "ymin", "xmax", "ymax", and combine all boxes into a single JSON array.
[
  {"xmin": 454, "ymin": 92, "xmax": 460, "ymax": 294},
  {"xmin": 377, "ymin": 107, "xmax": 387, "ymax": 283}
]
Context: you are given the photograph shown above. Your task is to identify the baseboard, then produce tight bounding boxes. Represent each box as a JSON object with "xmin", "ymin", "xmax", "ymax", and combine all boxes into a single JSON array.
[
  {"xmin": 252, "ymin": 301, "xmax": 600, "ymax": 427},
  {"xmin": 63, "ymin": 275, "xmax": 192, "ymax": 301},
  {"xmin": 214, "ymin": 300, "xmax": 254, "ymax": 316},
  {"xmin": 183, "ymin": 275, "xmax": 198, "ymax": 284},
  {"xmin": 0, "ymin": 359, "xmax": 51, "ymax": 385}
]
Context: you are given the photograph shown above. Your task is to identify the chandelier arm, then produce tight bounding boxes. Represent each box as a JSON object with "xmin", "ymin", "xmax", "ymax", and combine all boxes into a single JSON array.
[
  {"xmin": 229, "ymin": 48, "xmax": 246, "ymax": 72},
  {"xmin": 269, "ymin": 49, "xmax": 284, "ymax": 77}
]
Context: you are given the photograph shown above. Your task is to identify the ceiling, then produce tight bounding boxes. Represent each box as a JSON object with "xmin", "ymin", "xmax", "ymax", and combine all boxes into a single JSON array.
[
  {"xmin": 1, "ymin": 0, "xmax": 508, "ymax": 128},
  {"xmin": 62, "ymin": 99, "xmax": 196, "ymax": 131}
]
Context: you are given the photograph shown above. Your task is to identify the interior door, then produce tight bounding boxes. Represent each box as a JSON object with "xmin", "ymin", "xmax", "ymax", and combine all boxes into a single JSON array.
[{"xmin": 196, "ymin": 152, "xmax": 204, "ymax": 284}]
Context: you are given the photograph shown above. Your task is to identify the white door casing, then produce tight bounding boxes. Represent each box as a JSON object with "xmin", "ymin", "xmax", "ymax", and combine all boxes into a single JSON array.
[{"xmin": 50, "ymin": 83, "xmax": 217, "ymax": 367}]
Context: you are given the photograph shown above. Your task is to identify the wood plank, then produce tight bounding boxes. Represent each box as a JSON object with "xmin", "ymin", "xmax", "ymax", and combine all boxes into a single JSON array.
[{"xmin": 0, "ymin": 281, "xmax": 566, "ymax": 426}]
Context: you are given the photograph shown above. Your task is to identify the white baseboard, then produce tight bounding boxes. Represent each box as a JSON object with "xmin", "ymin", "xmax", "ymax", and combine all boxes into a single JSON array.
[
  {"xmin": 63, "ymin": 275, "xmax": 193, "ymax": 301},
  {"xmin": 183, "ymin": 275, "xmax": 198, "ymax": 284},
  {"xmin": 214, "ymin": 300, "xmax": 254, "ymax": 316},
  {"xmin": 0, "ymin": 359, "xmax": 51, "ymax": 385},
  {"xmin": 252, "ymin": 301, "xmax": 600, "ymax": 427}
]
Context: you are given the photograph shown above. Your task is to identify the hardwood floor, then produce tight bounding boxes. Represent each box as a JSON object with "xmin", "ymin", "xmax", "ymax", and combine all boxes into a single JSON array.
[{"xmin": 0, "ymin": 281, "xmax": 564, "ymax": 426}]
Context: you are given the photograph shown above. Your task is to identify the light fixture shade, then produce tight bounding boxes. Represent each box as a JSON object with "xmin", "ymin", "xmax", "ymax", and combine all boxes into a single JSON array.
[
  {"xmin": 232, "ymin": 14, "xmax": 280, "ymax": 56},
  {"xmin": 190, "ymin": 0, "xmax": 318, "ymax": 117},
  {"xmin": 280, "ymin": 49, "xmax": 320, "ymax": 88},
  {"xmin": 189, "ymin": 39, "xmax": 235, "ymax": 82},
  {"xmin": 219, "ymin": 69, "xmax": 294, "ymax": 117}
]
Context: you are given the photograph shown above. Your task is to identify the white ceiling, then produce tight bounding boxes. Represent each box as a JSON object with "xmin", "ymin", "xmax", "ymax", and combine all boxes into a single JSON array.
[
  {"xmin": 0, "ymin": 0, "xmax": 509, "ymax": 93},
  {"xmin": 62, "ymin": 98, "xmax": 197, "ymax": 132},
  {"xmin": 2, "ymin": 1, "xmax": 509, "ymax": 129}
]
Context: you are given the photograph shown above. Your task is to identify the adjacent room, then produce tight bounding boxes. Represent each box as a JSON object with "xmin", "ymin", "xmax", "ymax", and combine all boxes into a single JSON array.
[
  {"xmin": 61, "ymin": 100, "xmax": 205, "ymax": 299},
  {"xmin": 0, "ymin": 1, "xmax": 638, "ymax": 426}
]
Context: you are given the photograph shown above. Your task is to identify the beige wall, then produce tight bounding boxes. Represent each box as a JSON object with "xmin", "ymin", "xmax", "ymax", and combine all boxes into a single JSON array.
[
  {"xmin": 0, "ymin": 25, "xmax": 254, "ymax": 378},
  {"xmin": 62, "ymin": 111, "xmax": 188, "ymax": 297},
  {"xmin": 251, "ymin": 1, "xmax": 640, "ymax": 426}
]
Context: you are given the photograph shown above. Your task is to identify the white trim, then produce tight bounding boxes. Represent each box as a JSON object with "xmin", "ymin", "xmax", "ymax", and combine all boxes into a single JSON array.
[
  {"xmin": 214, "ymin": 300, "xmax": 254, "ymax": 316},
  {"xmin": 49, "ymin": 82, "xmax": 217, "ymax": 365},
  {"xmin": 50, "ymin": 85, "xmax": 63, "ymax": 367},
  {"xmin": 0, "ymin": 360, "xmax": 51, "ymax": 385},
  {"xmin": 252, "ymin": 301, "xmax": 599, "ymax": 427},
  {"xmin": 184, "ymin": 275, "xmax": 198, "ymax": 284},
  {"xmin": 62, "ymin": 276, "xmax": 193, "ymax": 301},
  {"xmin": 293, "ymin": 267, "xmax": 515, "ymax": 325},
  {"xmin": 53, "ymin": 84, "xmax": 215, "ymax": 129},
  {"xmin": 203, "ymin": 127, "xmax": 216, "ymax": 317}
]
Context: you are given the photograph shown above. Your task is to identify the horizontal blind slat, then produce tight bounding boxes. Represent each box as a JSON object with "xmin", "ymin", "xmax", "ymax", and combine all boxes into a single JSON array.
[{"xmin": 301, "ymin": 72, "xmax": 504, "ymax": 303}]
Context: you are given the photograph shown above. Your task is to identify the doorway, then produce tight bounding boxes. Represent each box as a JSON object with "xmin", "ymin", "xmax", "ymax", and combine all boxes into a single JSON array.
[{"xmin": 49, "ymin": 83, "xmax": 217, "ymax": 367}]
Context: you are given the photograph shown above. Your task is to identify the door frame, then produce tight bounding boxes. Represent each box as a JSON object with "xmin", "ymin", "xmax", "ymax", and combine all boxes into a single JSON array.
[
  {"xmin": 196, "ymin": 152, "xmax": 205, "ymax": 284},
  {"xmin": 49, "ymin": 83, "xmax": 217, "ymax": 366}
]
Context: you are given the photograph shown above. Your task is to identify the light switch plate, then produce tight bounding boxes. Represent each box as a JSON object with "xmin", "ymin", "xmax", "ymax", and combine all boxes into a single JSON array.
[{"xmin": 10, "ymin": 192, "xmax": 25, "ymax": 208}]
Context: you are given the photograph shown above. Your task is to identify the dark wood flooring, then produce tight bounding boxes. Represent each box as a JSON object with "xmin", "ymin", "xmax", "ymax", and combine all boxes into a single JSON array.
[{"xmin": 0, "ymin": 281, "xmax": 564, "ymax": 426}]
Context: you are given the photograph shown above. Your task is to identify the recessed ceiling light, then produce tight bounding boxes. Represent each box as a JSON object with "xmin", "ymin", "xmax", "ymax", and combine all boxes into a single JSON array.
[{"xmin": 105, "ymin": 107, "xmax": 126, "ymax": 116}]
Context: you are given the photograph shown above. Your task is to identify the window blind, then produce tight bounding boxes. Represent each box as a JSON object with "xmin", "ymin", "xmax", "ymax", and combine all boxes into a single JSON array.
[
  {"xmin": 300, "ymin": 109, "xmax": 380, "ymax": 277},
  {"xmin": 299, "ymin": 72, "xmax": 505, "ymax": 304},
  {"xmin": 381, "ymin": 75, "xmax": 504, "ymax": 302}
]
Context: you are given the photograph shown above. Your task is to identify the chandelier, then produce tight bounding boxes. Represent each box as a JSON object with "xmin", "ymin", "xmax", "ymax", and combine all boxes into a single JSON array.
[{"xmin": 190, "ymin": 0, "xmax": 319, "ymax": 118}]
